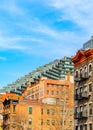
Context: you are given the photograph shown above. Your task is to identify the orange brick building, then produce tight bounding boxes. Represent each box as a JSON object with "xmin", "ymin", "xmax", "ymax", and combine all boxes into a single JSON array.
[{"xmin": 20, "ymin": 76, "xmax": 74, "ymax": 130}]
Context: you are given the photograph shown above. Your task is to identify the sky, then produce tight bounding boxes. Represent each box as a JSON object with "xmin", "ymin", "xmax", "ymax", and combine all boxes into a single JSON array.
[{"xmin": 0, "ymin": 0, "xmax": 93, "ymax": 88}]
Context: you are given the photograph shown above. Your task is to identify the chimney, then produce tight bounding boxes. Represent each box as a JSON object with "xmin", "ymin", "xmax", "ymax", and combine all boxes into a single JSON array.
[{"xmin": 67, "ymin": 72, "xmax": 70, "ymax": 81}]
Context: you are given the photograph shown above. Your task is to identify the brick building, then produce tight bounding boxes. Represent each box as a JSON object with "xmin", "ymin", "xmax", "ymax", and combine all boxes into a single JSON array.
[
  {"xmin": 72, "ymin": 49, "xmax": 93, "ymax": 130},
  {"xmin": 21, "ymin": 76, "xmax": 74, "ymax": 130}
]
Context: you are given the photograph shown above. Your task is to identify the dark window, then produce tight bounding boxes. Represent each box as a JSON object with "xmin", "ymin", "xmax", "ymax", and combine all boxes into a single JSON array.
[
  {"xmin": 47, "ymin": 109, "xmax": 50, "ymax": 114},
  {"xmin": 47, "ymin": 120, "xmax": 50, "ymax": 125},
  {"xmin": 29, "ymin": 107, "xmax": 32, "ymax": 114},
  {"xmin": 13, "ymin": 105, "xmax": 16, "ymax": 113},
  {"xmin": 41, "ymin": 119, "xmax": 43, "ymax": 125},
  {"xmin": 64, "ymin": 121, "xmax": 66, "ymax": 125},
  {"xmin": 89, "ymin": 64, "xmax": 92, "ymax": 72},
  {"xmin": 76, "ymin": 126, "xmax": 78, "ymax": 130},
  {"xmin": 80, "ymin": 69, "xmax": 82, "ymax": 77},
  {"xmin": 89, "ymin": 83, "xmax": 92, "ymax": 92},
  {"xmin": 47, "ymin": 84, "xmax": 49, "ymax": 87},
  {"xmin": 41, "ymin": 108, "xmax": 43, "ymax": 114},
  {"xmin": 75, "ymin": 71, "xmax": 78, "ymax": 78},
  {"xmin": 29, "ymin": 118, "xmax": 32, "ymax": 125},
  {"xmin": 85, "ymin": 124, "xmax": 87, "ymax": 130},
  {"xmin": 75, "ymin": 89, "xmax": 78, "ymax": 94},
  {"xmin": 52, "ymin": 120, "xmax": 55, "ymax": 125},
  {"xmin": 89, "ymin": 124, "xmax": 92, "ymax": 130},
  {"xmin": 80, "ymin": 125, "xmax": 83, "ymax": 130},
  {"xmin": 89, "ymin": 104, "xmax": 92, "ymax": 115},
  {"xmin": 80, "ymin": 87, "xmax": 83, "ymax": 93}
]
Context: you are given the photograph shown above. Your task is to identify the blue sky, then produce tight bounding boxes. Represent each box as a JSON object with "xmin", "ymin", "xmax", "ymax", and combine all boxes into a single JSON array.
[{"xmin": 0, "ymin": 0, "xmax": 93, "ymax": 87}]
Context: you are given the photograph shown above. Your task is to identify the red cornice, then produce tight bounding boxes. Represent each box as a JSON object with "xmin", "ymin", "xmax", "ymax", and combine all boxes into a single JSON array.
[{"xmin": 71, "ymin": 49, "xmax": 93, "ymax": 67}]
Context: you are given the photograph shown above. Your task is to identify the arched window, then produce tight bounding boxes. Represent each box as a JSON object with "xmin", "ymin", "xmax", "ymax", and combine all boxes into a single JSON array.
[
  {"xmin": 75, "ymin": 71, "xmax": 78, "ymax": 78},
  {"xmin": 89, "ymin": 64, "xmax": 92, "ymax": 72},
  {"xmin": 80, "ymin": 69, "xmax": 82, "ymax": 77},
  {"xmin": 84, "ymin": 66, "xmax": 88, "ymax": 77}
]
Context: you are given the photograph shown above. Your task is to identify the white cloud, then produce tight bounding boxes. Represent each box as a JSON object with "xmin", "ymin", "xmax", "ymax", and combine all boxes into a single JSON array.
[
  {"xmin": 0, "ymin": 37, "xmax": 26, "ymax": 50},
  {"xmin": 0, "ymin": 0, "xmax": 91, "ymax": 58},
  {"xmin": 45, "ymin": 0, "xmax": 93, "ymax": 34}
]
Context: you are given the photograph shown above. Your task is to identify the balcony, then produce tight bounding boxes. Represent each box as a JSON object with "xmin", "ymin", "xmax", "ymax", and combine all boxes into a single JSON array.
[
  {"xmin": 74, "ymin": 76, "xmax": 81, "ymax": 82},
  {"xmin": 74, "ymin": 111, "xmax": 88, "ymax": 120},
  {"xmin": 78, "ymin": 92, "xmax": 89, "ymax": 100},
  {"xmin": 80, "ymin": 73, "xmax": 89, "ymax": 80},
  {"xmin": 79, "ymin": 111, "xmax": 88, "ymax": 119},
  {"xmin": 74, "ymin": 72, "xmax": 89, "ymax": 82},
  {"xmin": 74, "ymin": 112, "xmax": 79, "ymax": 119}
]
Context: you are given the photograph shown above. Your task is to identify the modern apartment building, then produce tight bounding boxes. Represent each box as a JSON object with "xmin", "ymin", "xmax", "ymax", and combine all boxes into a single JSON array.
[
  {"xmin": 0, "ymin": 57, "xmax": 74, "ymax": 95},
  {"xmin": 71, "ymin": 49, "xmax": 93, "ymax": 130}
]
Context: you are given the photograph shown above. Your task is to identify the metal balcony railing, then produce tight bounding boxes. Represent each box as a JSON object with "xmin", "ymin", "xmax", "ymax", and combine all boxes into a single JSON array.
[
  {"xmin": 78, "ymin": 92, "xmax": 89, "ymax": 100},
  {"xmin": 74, "ymin": 111, "xmax": 88, "ymax": 120}
]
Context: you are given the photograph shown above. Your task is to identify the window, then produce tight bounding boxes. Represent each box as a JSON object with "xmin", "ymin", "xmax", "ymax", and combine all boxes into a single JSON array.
[
  {"xmin": 89, "ymin": 124, "xmax": 92, "ymax": 130},
  {"xmin": 46, "ymin": 90, "xmax": 49, "ymax": 95},
  {"xmin": 52, "ymin": 120, "xmax": 55, "ymax": 125},
  {"xmin": 89, "ymin": 64, "xmax": 92, "ymax": 72},
  {"xmin": 56, "ymin": 91, "xmax": 59, "ymax": 96},
  {"xmin": 52, "ymin": 109, "xmax": 55, "ymax": 115},
  {"xmin": 80, "ymin": 106, "xmax": 83, "ymax": 112},
  {"xmin": 75, "ymin": 89, "xmax": 78, "ymax": 94},
  {"xmin": 75, "ymin": 71, "xmax": 78, "ymax": 78},
  {"xmin": 28, "ymin": 118, "xmax": 32, "ymax": 125},
  {"xmin": 47, "ymin": 84, "xmax": 49, "ymax": 87},
  {"xmin": 47, "ymin": 120, "xmax": 50, "ymax": 125},
  {"xmin": 84, "ymin": 124, "xmax": 87, "ymax": 130},
  {"xmin": 41, "ymin": 108, "xmax": 43, "ymax": 114},
  {"xmin": 29, "ymin": 107, "xmax": 32, "ymax": 114},
  {"xmin": 84, "ymin": 66, "xmax": 88, "ymax": 76},
  {"xmin": 39, "ymin": 91, "xmax": 43, "ymax": 97},
  {"xmin": 89, "ymin": 103, "xmax": 92, "ymax": 115},
  {"xmin": 70, "ymin": 121, "xmax": 72, "ymax": 126},
  {"xmin": 70, "ymin": 110, "xmax": 73, "ymax": 116},
  {"xmin": 60, "ymin": 119, "xmax": 62, "ymax": 125},
  {"xmin": 0, "ymin": 106, "xmax": 2, "ymax": 110},
  {"xmin": 76, "ymin": 126, "xmax": 78, "ymax": 130},
  {"xmin": 89, "ymin": 83, "xmax": 92, "ymax": 92},
  {"xmin": 80, "ymin": 69, "xmax": 82, "ymax": 77},
  {"xmin": 13, "ymin": 105, "xmax": 16, "ymax": 113},
  {"xmin": 52, "ymin": 84, "xmax": 54, "ymax": 88},
  {"xmin": 80, "ymin": 87, "xmax": 83, "ymax": 93},
  {"xmin": 80, "ymin": 125, "xmax": 83, "ymax": 130},
  {"xmin": 64, "ymin": 121, "xmax": 66, "ymax": 125},
  {"xmin": 47, "ymin": 109, "xmax": 50, "ymax": 114},
  {"xmin": 51, "ymin": 90, "xmax": 54, "ymax": 95},
  {"xmin": 41, "ymin": 119, "xmax": 43, "ymax": 125}
]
